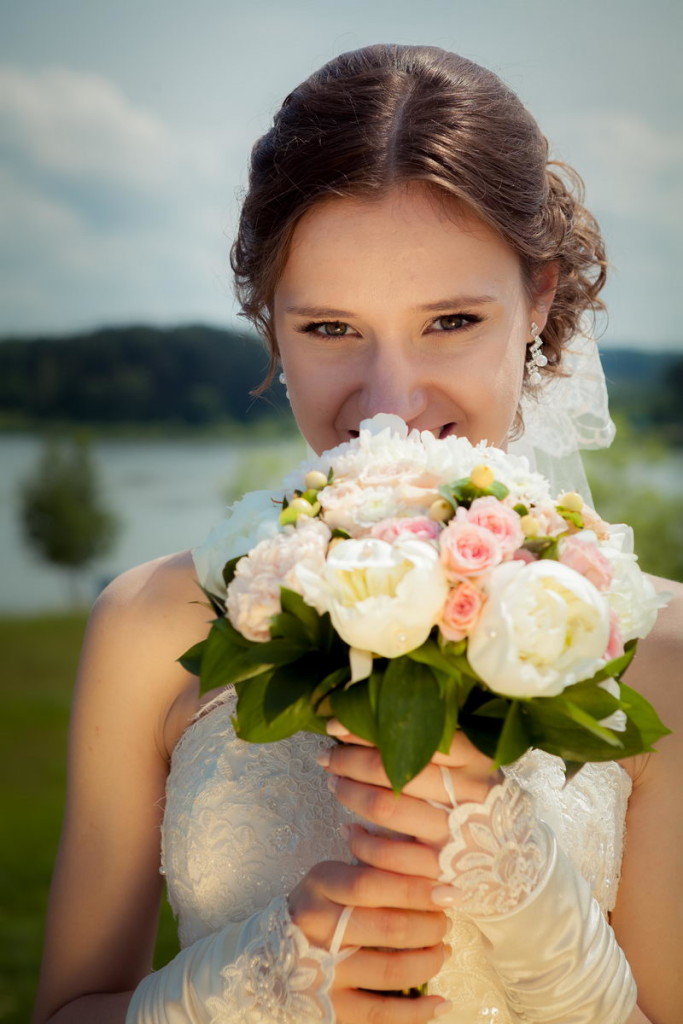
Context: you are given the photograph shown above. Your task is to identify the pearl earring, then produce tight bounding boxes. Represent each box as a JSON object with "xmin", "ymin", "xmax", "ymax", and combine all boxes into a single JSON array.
[
  {"xmin": 526, "ymin": 322, "xmax": 548, "ymax": 385},
  {"xmin": 278, "ymin": 370, "xmax": 290, "ymax": 399}
]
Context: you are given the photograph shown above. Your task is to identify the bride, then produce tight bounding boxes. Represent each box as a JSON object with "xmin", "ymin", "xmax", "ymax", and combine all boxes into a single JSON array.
[{"xmin": 33, "ymin": 44, "xmax": 682, "ymax": 1024}]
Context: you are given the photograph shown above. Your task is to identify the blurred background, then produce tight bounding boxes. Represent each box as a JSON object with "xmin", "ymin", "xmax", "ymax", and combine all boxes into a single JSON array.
[{"xmin": 1, "ymin": 1, "xmax": 681, "ymax": 1019}]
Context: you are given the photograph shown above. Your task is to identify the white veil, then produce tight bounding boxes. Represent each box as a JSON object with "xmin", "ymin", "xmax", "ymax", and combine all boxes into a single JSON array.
[{"xmin": 508, "ymin": 329, "xmax": 616, "ymax": 503}]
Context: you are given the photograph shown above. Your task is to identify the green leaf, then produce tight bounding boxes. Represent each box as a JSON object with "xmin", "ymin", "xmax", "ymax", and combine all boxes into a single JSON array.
[
  {"xmin": 407, "ymin": 637, "xmax": 458, "ymax": 676},
  {"xmin": 311, "ymin": 666, "xmax": 350, "ymax": 711},
  {"xmin": 473, "ymin": 697, "xmax": 509, "ymax": 719},
  {"xmin": 331, "ymin": 681, "xmax": 378, "ymax": 744},
  {"xmin": 235, "ymin": 665, "xmax": 326, "ymax": 742},
  {"xmin": 278, "ymin": 587, "xmax": 326, "ymax": 647},
  {"xmin": 618, "ymin": 681, "xmax": 672, "ymax": 748},
  {"xmin": 198, "ymin": 621, "xmax": 270, "ymax": 694},
  {"xmin": 376, "ymin": 659, "xmax": 445, "ymax": 793},
  {"xmin": 494, "ymin": 701, "xmax": 533, "ymax": 767},
  {"xmin": 585, "ymin": 640, "xmax": 638, "ymax": 684},
  {"xmin": 221, "ymin": 555, "xmax": 244, "ymax": 590},
  {"xmin": 262, "ymin": 657, "xmax": 320, "ymax": 726},
  {"xmin": 513, "ymin": 503, "xmax": 529, "ymax": 516},
  {"xmin": 437, "ymin": 672, "xmax": 460, "ymax": 755},
  {"xmin": 554, "ymin": 699, "xmax": 624, "ymax": 748},
  {"xmin": 522, "ymin": 536, "xmax": 560, "ymax": 560},
  {"xmin": 178, "ymin": 638, "xmax": 206, "ymax": 677},
  {"xmin": 561, "ymin": 682, "xmax": 621, "ymax": 720}
]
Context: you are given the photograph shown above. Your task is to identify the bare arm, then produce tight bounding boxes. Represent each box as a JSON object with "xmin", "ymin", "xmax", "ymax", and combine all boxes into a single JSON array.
[
  {"xmin": 32, "ymin": 552, "xmax": 211, "ymax": 1024},
  {"xmin": 613, "ymin": 577, "xmax": 683, "ymax": 1024}
]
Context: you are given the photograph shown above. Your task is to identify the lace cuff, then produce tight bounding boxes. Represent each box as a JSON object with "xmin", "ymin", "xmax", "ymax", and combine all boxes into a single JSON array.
[
  {"xmin": 207, "ymin": 896, "xmax": 353, "ymax": 1024},
  {"xmin": 437, "ymin": 777, "xmax": 552, "ymax": 917},
  {"xmin": 126, "ymin": 895, "xmax": 357, "ymax": 1024}
]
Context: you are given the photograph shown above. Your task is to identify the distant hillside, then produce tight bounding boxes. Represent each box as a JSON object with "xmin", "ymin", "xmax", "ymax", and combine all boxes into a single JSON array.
[
  {"xmin": 0, "ymin": 325, "xmax": 680, "ymax": 440},
  {"xmin": 0, "ymin": 324, "xmax": 288, "ymax": 430}
]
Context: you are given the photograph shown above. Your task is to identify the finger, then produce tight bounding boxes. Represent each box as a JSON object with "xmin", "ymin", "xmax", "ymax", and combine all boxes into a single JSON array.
[
  {"xmin": 314, "ymin": 859, "xmax": 446, "ymax": 915},
  {"xmin": 327, "ymin": 719, "xmax": 375, "ymax": 746},
  {"xmin": 331, "ymin": 775, "xmax": 451, "ymax": 846},
  {"xmin": 335, "ymin": 943, "xmax": 450, "ymax": 993},
  {"xmin": 346, "ymin": 823, "xmax": 441, "ymax": 880},
  {"xmin": 323, "ymin": 743, "xmax": 495, "ymax": 806},
  {"xmin": 343, "ymin": 904, "xmax": 447, "ymax": 950},
  {"xmin": 334, "ymin": 988, "xmax": 451, "ymax": 1024}
]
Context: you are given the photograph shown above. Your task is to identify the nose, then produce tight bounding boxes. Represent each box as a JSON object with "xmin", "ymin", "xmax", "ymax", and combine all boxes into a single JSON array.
[{"xmin": 357, "ymin": 343, "xmax": 429, "ymax": 426}]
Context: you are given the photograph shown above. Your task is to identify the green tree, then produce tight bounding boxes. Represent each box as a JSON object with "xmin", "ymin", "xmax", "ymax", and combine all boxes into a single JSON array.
[{"xmin": 19, "ymin": 435, "xmax": 121, "ymax": 605}]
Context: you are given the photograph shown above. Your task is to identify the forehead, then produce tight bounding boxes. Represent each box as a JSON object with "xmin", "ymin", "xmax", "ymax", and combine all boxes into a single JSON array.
[{"xmin": 275, "ymin": 182, "xmax": 523, "ymax": 304}]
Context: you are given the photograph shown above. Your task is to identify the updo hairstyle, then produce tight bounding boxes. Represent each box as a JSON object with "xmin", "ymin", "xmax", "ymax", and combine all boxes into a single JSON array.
[{"xmin": 230, "ymin": 43, "xmax": 607, "ymax": 393}]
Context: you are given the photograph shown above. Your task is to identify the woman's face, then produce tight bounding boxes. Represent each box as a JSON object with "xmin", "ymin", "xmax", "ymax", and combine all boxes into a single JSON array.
[{"xmin": 273, "ymin": 182, "xmax": 556, "ymax": 455}]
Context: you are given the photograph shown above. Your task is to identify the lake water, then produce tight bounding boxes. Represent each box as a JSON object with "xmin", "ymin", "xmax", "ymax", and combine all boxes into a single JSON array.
[
  {"xmin": 0, "ymin": 434, "xmax": 306, "ymax": 614},
  {"xmin": 1, "ymin": 433, "xmax": 681, "ymax": 615}
]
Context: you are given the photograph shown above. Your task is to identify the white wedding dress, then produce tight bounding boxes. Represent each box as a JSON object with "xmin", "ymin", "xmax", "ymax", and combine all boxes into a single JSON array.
[{"xmin": 159, "ymin": 685, "xmax": 632, "ymax": 1023}]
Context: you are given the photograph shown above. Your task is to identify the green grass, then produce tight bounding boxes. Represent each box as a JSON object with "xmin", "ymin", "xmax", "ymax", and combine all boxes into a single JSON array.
[{"xmin": 0, "ymin": 614, "xmax": 180, "ymax": 1023}]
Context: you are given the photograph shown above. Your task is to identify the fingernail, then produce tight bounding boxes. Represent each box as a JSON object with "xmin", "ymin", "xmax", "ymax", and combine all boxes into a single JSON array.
[
  {"xmin": 326, "ymin": 718, "xmax": 348, "ymax": 737},
  {"xmin": 315, "ymin": 750, "xmax": 331, "ymax": 767},
  {"xmin": 326, "ymin": 774, "xmax": 339, "ymax": 793},
  {"xmin": 432, "ymin": 1001, "xmax": 453, "ymax": 1019},
  {"xmin": 431, "ymin": 885, "xmax": 458, "ymax": 906}
]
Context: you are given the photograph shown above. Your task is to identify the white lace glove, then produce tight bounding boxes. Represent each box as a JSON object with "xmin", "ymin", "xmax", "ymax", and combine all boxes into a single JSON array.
[
  {"xmin": 125, "ymin": 895, "xmax": 355, "ymax": 1024},
  {"xmin": 436, "ymin": 776, "xmax": 636, "ymax": 1024}
]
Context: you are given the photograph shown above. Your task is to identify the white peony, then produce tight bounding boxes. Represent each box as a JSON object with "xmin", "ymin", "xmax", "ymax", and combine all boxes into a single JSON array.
[
  {"xmin": 192, "ymin": 490, "xmax": 281, "ymax": 600},
  {"xmin": 601, "ymin": 524, "xmax": 670, "ymax": 641},
  {"xmin": 467, "ymin": 560, "xmax": 611, "ymax": 698},
  {"xmin": 318, "ymin": 536, "xmax": 449, "ymax": 658}
]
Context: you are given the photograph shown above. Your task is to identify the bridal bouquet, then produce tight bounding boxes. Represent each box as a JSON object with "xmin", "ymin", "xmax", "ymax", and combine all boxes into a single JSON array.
[{"xmin": 182, "ymin": 414, "xmax": 669, "ymax": 792}]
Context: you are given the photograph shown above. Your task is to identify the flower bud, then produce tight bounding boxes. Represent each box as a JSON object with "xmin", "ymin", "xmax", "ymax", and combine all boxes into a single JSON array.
[
  {"xmin": 470, "ymin": 464, "xmax": 495, "ymax": 490},
  {"xmin": 520, "ymin": 514, "xmax": 540, "ymax": 537},
  {"xmin": 559, "ymin": 491, "xmax": 584, "ymax": 513},
  {"xmin": 305, "ymin": 470, "xmax": 329, "ymax": 491},
  {"xmin": 428, "ymin": 498, "xmax": 454, "ymax": 522},
  {"xmin": 279, "ymin": 506, "xmax": 299, "ymax": 527}
]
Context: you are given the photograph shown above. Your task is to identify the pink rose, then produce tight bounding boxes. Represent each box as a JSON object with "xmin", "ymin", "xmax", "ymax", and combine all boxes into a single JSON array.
[
  {"xmin": 371, "ymin": 515, "xmax": 440, "ymax": 544},
  {"xmin": 466, "ymin": 496, "xmax": 524, "ymax": 558},
  {"xmin": 439, "ymin": 512, "xmax": 503, "ymax": 579},
  {"xmin": 559, "ymin": 535, "xmax": 613, "ymax": 591},
  {"xmin": 440, "ymin": 581, "xmax": 486, "ymax": 642}
]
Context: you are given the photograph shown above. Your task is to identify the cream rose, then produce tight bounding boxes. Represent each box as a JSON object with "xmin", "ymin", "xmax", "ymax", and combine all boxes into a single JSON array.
[
  {"xmin": 467, "ymin": 560, "xmax": 611, "ymax": 697},
  {"xmin": 320, "ymin": 537, "xmax": 448, "ymax": 658}
]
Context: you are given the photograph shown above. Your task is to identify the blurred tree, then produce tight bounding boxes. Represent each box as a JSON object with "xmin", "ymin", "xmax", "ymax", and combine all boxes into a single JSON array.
[{"xmin": 19, "ymin": 435, "xmax": 121, "ymax": 605}]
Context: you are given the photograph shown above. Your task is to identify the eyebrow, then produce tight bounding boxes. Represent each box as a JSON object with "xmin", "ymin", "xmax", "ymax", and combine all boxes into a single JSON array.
[{"xmin": 284, "ymin": 295, "xmax": 497, "ymax": 317}]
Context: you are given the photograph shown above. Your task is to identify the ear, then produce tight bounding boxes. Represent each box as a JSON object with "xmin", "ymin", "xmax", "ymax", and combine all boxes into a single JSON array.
[{"xmin": 530, "ymin": 261, "xmax": 560, "ymax": 335}]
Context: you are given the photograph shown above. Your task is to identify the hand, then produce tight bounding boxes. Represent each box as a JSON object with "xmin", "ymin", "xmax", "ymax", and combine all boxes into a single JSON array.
[
  {"xmin": 288, "ymin": 858, "xmax": 452, "ymax": 1022},
  {"xmin": 318, "ymin": 721, "xmax": 501, "ymax": 879}
]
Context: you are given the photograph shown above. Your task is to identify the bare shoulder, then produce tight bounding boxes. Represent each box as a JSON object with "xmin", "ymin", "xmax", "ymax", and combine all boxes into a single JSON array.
[
  {"xmin": 80, "ymin": 549, "xmax": 214, "ymax": 759},
  {"xmin": 620, "ymin": 574, "xmax": 683, "ymax": 782}
]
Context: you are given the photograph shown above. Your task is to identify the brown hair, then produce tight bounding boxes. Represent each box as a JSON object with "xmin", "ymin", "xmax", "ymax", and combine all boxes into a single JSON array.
[{"xmin": 230, "ymin": 43, "xmax": 607, "ymax": 393}]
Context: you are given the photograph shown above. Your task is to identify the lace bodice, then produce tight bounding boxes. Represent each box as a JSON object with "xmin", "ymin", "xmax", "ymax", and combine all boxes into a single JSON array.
[{"xmin": 161, "ymin": 687, "xmax": 632, "ymax": 1023}]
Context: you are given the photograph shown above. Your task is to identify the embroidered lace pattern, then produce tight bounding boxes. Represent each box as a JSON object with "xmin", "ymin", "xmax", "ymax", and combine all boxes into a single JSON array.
[
  {"xmin": 205, "ymin": 896, "xmax": 337, "ymax": 1023},
  {"xmin": 161, "ymin": 693, "xmax": 632, "ymax": 1024},
  {"xmin": 437, "ymin": 778, "xmax": 552, "ymax": 917}
]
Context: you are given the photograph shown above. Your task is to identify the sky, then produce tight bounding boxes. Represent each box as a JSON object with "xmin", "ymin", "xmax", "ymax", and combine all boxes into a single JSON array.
[{"xmin": 0, "ymin": 0, "xmax": 681, "ymax": 349}]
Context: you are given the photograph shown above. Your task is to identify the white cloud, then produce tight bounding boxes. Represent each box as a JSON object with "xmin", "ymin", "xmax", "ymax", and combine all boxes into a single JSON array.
[
  {"xmin": 549, "ymin": 111, "xmax": 683, "ymax": 230},
  {"xmin": 0, "ymin": 64, "xmax": 238, "ymax": 334}
]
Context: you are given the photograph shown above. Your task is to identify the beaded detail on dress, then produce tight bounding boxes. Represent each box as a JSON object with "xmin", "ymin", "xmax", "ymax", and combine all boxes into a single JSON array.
[{"xmin": 161, "ymin": 688, "xmax": 632, "ymax": 1024}]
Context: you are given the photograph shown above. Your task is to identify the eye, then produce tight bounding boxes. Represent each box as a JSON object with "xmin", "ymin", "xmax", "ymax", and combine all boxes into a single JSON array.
[
  {"xmin": 296, "ymin": 320, "xmax": 353, "ymax": 338},
  {"xmin": 431, "ymin": 313, "xmax": 482, "ymax": 332}
]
